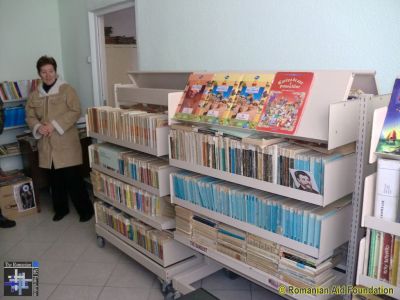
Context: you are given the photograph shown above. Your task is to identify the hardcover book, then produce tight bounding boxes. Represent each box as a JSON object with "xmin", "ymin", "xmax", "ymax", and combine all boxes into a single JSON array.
[{"xmin": 257, "ymin": 72, "xmax": 314, "ymax": 135}]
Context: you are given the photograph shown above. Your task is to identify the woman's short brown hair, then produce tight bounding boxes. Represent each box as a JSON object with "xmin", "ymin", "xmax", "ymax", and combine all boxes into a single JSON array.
[{"xmin": 36, "ymin": 56, "xmax": 57, "ymax": 73}]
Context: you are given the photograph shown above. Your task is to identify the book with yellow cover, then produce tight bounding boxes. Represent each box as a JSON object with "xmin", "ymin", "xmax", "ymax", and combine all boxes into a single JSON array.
[
  {"xmin": 226, "ymin": 73, "xmax": 275, "ymax": 129},
  {"xmin": 198, "ymin": 73, "xmax": 243, "ymax": 124}
]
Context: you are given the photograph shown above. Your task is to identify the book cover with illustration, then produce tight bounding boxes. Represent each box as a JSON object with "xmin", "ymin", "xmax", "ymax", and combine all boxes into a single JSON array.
[
  {"xmin": 376, "ymin": 78, "xmax": 400, "ymax": 157},
  {"xmin": 256, "ymin": 72, "xmax": 314, "ymax": 135},
  {"xmin": 174, "ymin": 73, "xmax": 214, "ymax": 122},
  {"xmin": 226, "ymin": 73, "xmax": 275, "ymax": 129},
  {"xmin": 198, "ymin": 73, "xmax": 243, "ymax": 124}
]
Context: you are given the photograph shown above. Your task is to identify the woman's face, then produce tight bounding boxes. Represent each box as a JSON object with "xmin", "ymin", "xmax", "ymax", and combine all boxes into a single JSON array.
[{"xmin": 39, "ymin": 64, "xmax": 57, "ymax": 86}]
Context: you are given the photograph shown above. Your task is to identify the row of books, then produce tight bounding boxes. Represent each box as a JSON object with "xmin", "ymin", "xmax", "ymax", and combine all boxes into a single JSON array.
[
  {"xmin": 174, "ymin": 72, "xmax": 314, "ymax": 135},
  {"xmin": 91, "ymin": 170, "xmax": 173, "ymax": 217},
  {"xmin": 4, "ymin": 106, "xmax": 26, "ymax": 127},
  {"xmin": 89, "ymin": 143, "xmax": 170, "ymax": 189},
  {"xmin": 172, "ymin": 171, "xmax": 351, "ymax": 248},
  {"xmin": 95, "ymin": 201, "xmax": 171, "ymax": 260},
  {"xmin": 87, "ymin": 106, "xmax": 168, "ymax": 148},
  {"xmin": 365, "ymin": 229, "xmax": 400, "ymax": 286},
  {"xmin": 170, "ymin": 125, "xmax": 351, "ymax": 195},
  {"xmin": 0, "ymin": 79, "xmax": 40, "ymax": 101},
  {"xmin": 175, "ymin": 206, "xmax": 343, "ymax": 288},
  {"xmin": 0, "ymin": 142, "xmax": 20, "ymax": 156}
]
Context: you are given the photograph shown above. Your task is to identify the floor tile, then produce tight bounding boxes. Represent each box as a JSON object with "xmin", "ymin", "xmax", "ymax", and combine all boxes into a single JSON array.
[
  {"xmin": 38, "ymin": 260, "xmax": 75, "ymax": 284},
  {"xmin": 41, "ymin": 240, "xmax": 90, "ymax": 262},
  {"xmin": 62, "ymin": 262, "xmax": 115, "ymax": 286},
  {"xmin": 3, "ymin": 241, "xmax": 53, "ymax": 261},
  {"xmin": 78, "ymin": 242, "xmax": 121, "ymax": 264},
  {"xmin": 23, "ymin": 219, "xmax": 73, "ymax": 243},
  {"xmin": 211, "ymin": 290, "xmax": 251, "ymax": 300},
  {"xmin": 0, "ymin": 241, "xmax": 18, "ymax": 257},
  {"xmin": 201, "ymin": 269, "xmax": 251, "ymax": 291},
  {"xmin": 148, "ymin": 288, "xmax": 164, "ymax": 300},
  {"xmin": 48, "ymin": 285, "xmax": 102, "ymax": 300},
  {"xmin": 252, "ymin": 289, "xmax": 286, "ymax": 300},
  {"xmin": 98, "ymin": 287, "xmax": 150, "ymax": 300},
  {"xmin": 106, "ymin": 261, "xmax": 155, "ymax": 288}
]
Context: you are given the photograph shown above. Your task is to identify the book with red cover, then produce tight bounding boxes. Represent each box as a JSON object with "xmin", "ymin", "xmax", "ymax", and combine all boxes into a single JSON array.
[
  {"xmin": 174, "ymin": 73, "xmax": 214, "ymax": 122},
  {"xmin": 379, "ymin": 232, "xmax": 393, "ymax": 282},
  {"xmin": 256, "ymin": 72, "xmax": 314, "ymax": 135}
]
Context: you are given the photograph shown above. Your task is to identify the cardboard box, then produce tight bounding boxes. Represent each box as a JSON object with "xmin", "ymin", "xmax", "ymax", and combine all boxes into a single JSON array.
[{"xmin": 0, "ymin": 178, "xmax": 37, "ymax": 220}]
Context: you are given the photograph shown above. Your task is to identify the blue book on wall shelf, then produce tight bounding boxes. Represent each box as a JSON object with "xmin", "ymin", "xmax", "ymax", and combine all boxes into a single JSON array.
[{"xmin": 376, "ymin": 78, "xmax": 400, "ymax": 159}]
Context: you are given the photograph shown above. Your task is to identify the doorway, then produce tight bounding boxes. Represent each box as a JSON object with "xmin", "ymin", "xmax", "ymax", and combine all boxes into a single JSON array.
[{"xmin": 88, "ymin": 1, "xmax": 138, "ymax": 107}]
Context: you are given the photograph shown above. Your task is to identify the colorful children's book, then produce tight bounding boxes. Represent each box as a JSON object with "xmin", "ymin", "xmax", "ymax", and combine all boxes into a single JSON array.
[
  {"xmin": 376, "ymin": 78, "xmax": 400, "ymax": 157},
  {"xmin": 198, "ymin": 73, "xmax": 243, "ymax": 124},
  {"xmin": 226, "ymin": 73, "xmax": 275, "ymax": 129},
  {"xmin": 256, "ymin": 72, "xmax": 314, "ymax": 135},
  {"xmin": 174, "ymin": 73, "xmax": 214, "ymax": 122}
]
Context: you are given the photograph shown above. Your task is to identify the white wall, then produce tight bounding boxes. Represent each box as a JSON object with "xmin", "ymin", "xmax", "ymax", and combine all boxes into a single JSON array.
[
  {"xmin": 104, "ymin": 7, "xmax": 135, "ymax": 37},
  {"xmin": 58, "ymin": 0, "xmax": 94, "ymax": 113},
  {"xmin": 0, "ymin": 0, "xmax": 63, "ymax": 81},
  {"xmin": 136, "ymin": 0, "xmax": 400, "ymax": 93}
]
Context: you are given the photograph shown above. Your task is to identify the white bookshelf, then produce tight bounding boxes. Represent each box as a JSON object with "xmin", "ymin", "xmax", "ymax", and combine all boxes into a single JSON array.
[
  {"xmin": 94, "ymin": 191, "xmax": 175, "ymax": 230},
  {"xmin": 4, "ymin": 124, "xmax": 27, "ymax": 131},
  {"xmin": 88, "ymin": 129, "xmax": 169, "ymax": 157},
  {"xmin": 2, "ymin": 98, "xmax": 27, "ymax": 104},
  {"xmin": 174, "ymin": 231, "xmax": 345, "ymax": 300},
  {"xmin": 364, "ymin": 216, "xmax": 400, "ymax": 237},
  {"xmin": 0, "ymin": 152, "xmax": 21, "ymax": 159},
  {"xmin": 95, "ymin": 224, "xmax": 201, "ymax": 283},
  {"xmin": 358, "ymin": 274, "xmax": 400, "ymax": 299},
  {"xmin": 91, "ymin": 163, "xmax": 175, "ymax": 197},
  {"xmin": 169, "ymin": 155, "xmax": 355, "ymax": 207}
]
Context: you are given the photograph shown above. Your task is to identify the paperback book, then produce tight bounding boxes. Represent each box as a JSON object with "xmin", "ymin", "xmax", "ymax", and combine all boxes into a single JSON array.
[{"xmin": 257, "ymin": 72, "xmax": 314, "ymax": 135}]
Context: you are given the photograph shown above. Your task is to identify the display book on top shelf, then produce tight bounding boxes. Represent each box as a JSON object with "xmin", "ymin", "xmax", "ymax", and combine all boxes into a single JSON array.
[
  {"xmin": 86, "ymin": 77, "xmax": 207, "ymax": 293},
  {"xmin": 355, "ymin": 96, "xmax": 400, "ymax": 299},
  {"xmin": 168, "ymin": 70, "xmax": 378, "ymax": 300}
]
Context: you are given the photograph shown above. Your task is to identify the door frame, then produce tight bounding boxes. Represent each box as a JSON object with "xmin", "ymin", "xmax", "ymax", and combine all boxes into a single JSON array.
[{"xmin": 88, "ymin": 0, "xmax": 136, "ymax": 107}]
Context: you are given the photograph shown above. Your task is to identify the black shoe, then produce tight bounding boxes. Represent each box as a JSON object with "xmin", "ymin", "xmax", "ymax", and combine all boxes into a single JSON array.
[
  {"xmin": 79, "ymin": 211, "xmax": 94, "ymax": 222},
  {"xmin": 53, "ymin": 212, "xmax": 69, "ymax": 222},
  {"xmin": 0, "ymin": 215, "xmax": 16, "ymax": 228}
]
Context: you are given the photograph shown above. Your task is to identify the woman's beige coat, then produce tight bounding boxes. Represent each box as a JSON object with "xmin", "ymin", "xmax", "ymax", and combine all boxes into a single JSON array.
[{"xmin": 25, "ymin": 79, "xmax": 82, "ymax": 169}]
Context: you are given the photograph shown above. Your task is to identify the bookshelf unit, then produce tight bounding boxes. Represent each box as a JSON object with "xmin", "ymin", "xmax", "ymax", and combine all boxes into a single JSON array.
[
  {"xmin": 88, "ymin": 73, "xmax": 214, "ymax": 295},
  {"xmin": 168, "ymin": 71, "xmax": 379, "ymax": 300},
  {"xmin": 352, "ymin": 95, "xmax": 400, "ymax": 299},
  {"xmin": 0, "ymin": 100, "xmax": 28, "ymax": 171}
]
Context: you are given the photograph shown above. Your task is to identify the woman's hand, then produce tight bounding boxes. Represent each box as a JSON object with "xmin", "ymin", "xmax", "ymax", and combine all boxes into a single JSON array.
[{"xmin": 38, "ymin": 123, "xmax": 55, "ymax": 136}]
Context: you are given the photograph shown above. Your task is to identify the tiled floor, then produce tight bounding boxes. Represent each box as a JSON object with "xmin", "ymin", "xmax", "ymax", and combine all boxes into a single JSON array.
[{"xmin": 0, "ymin": 193, "xmax": 285, "ymax": 300}]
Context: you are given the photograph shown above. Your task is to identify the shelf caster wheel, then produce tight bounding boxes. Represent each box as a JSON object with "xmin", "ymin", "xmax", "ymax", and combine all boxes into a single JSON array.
[{"xmin": 97, "ymin": 236, "xmax": 105, "ymax": 248}]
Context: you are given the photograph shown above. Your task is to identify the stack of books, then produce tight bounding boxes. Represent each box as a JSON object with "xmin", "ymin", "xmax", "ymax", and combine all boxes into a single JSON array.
[
  {"xmin": 278, "ymin": 246, "xmax": 342, "ymax": 288},
  {"xmin": 175, "ymin": 206, "xmax": 193, "ymax": 236},
  {"xmin": 192, "ymin": 215, "xmax": 218, "ymax": 249},
  {"xmin": 246, "ymin": 233, "xmax": 280, "ymax": 276},
  {"xmin": 217, "ymin": 224, "xmax": 246, "ymax": 262},
  {"xmin": 0, "ymin": 142, "xmax": 20, "ymax": 156}
]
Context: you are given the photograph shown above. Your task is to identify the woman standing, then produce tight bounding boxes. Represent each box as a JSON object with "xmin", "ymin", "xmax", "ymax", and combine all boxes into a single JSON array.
[{"xmin": 25, "ymin": 55, "xmax": 93, "ymax": 222}]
